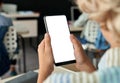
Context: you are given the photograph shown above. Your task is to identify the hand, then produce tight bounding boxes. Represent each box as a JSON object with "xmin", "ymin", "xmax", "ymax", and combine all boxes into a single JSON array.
[
  {"xmin": 37, "ymin": 33, "xmax": 54, "ymax": 83},
  {"xmin": 70, "ymin": 34, "xmax": 96, "ymax": 72}
]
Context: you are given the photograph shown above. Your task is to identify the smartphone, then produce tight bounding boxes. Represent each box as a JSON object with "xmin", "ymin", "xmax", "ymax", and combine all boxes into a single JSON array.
[{"xmin": 44, "ymin": 15, "xmax": 75, "ymax": 66}]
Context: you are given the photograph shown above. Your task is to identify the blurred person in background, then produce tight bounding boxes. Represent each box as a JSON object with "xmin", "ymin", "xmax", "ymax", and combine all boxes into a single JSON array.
[
  {"xmin": 73, "ymin": 12, "xmax": 110, "ymax": 65},
  {"xmin": 0, "ymin": 0, "xmax": 17, "ymax": 76}
]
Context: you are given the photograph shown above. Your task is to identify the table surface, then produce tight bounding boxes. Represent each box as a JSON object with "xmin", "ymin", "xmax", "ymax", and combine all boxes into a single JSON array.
[
  {"xmin": 69, "ymin": 26, "xmax": 83, "ymax": 32},
  {"xmin": 1, "ymin": 12, "xmax": 40, "ymax": 18},
  {"xmin": 1, "ymin": 66, "xmax": 76, "ymax": 83}
]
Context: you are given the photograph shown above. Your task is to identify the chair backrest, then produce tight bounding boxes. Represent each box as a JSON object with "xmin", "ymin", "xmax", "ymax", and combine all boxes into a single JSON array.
[{"xmin": 3, "ymin": 26, "xmax": 17, "ymax": 59}]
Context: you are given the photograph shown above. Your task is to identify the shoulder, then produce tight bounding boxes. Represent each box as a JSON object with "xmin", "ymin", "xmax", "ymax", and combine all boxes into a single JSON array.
[
  {"xmin": 104, "ymin": 47, "xmax": 120, "ymax": 60},
  {"xmin": 98, "ymin": 47, "xmax": 120, "ymax": 69},
  {"xmin": 0, "ymin": 14, "xmax": 13, "ymax": 26},
  {"xmin": 97, "ymin": 67, "xmax": 120, "ymax": 83}
]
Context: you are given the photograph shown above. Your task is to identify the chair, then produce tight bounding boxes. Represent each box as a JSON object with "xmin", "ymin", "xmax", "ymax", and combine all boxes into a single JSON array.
[
  {"xmin": 3, "ymin": 26, "xmax": 17, "ymax": 59},
  {"xmin": 3, "ymin": 26, "xmax": 26, "ymax": 74}
]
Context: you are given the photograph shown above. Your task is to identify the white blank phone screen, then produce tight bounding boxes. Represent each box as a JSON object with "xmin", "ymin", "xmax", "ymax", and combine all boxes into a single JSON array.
[{"xmin": 45, "ymin": 15, "xmax": 75, "ymax": 63}]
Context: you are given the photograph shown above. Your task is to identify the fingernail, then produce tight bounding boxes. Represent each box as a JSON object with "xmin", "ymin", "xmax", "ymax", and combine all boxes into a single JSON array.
[
  {"xmin": 44, "ymin": 33, "xmax": 47, "ymax": 37},
  {"xmin": 45, "ymin": 33, "xmax": 48, "ymax": 37},
  {"xmin": 70, "ymin": 34, "xmax": 74, "ymax": 39},
  {"xmin": 45, "ymin": 33, "xmax": 50, "ymax": 39}
]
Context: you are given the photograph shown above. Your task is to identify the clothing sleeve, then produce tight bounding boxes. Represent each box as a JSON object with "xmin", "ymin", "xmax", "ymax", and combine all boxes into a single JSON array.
[
  {"xmin": 44, "ymin": 67, "xmax": 120, "ymax": 83},
  {"xmin": 73, "ymin": 13, "xmax": 88, "ymax": 27},
  {"xmin": 98, "ymin": 47, "xmax": 120, "ymax": 70},
  {"xmin": 0, "ymin": 15, "xmax": 13, "ymax": 26}
]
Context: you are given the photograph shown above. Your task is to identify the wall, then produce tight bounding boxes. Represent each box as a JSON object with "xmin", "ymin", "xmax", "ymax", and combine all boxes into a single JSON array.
[
  {"xmin": 3, "ymin": 0, "xmax": 72, "ymax": 19},
  {"xmin": 3, "ymin": 0, "xmax": 73, "ymax": 36}
]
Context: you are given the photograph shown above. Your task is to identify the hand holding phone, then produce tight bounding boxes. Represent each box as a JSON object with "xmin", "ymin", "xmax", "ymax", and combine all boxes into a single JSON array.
[{"xmin": 44, "ymin": 15, "xmax": 75, "ymax": 66}]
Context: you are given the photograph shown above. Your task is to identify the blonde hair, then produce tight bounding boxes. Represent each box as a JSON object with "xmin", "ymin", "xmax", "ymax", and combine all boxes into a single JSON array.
[{"xmin": 77, "ymin": 0, "xmax": 120, "ymax": 42}]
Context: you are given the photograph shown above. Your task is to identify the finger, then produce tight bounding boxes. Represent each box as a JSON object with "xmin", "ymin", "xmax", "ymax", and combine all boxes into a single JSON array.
[
  {"xmin": 45, "ymin": 33, "xmax": 53, "ymax": 55},
  {"xmin": 45, "ymin": 33, "xmax": 51, "ymax": 50},
  {"xmin": 70, "ymin": 34, "xmax": 83, "ymax": 50},
  {"xmin": 38, "ymin": 39, "xmax": 45, "ymax": 55},
  {"xmin": 45, "ymin": 33, "xmax": 54, "ymax": 63},
  {"xmin": 70, "ymin": 34, "xmax": 85, "ymax": 59},
  {"xmin": 38, "ymin": 39, "xmax": 45, "ymax": 65}
]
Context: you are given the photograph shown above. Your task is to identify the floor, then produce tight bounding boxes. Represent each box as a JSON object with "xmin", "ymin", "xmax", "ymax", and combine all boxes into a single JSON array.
[
  {"xmin": 23, "ymin": 38, "xmax": 39, "ymax": 72},
  {"xmin": 1, "ymin": 38, "xmax": 39, "ymax": 79}
]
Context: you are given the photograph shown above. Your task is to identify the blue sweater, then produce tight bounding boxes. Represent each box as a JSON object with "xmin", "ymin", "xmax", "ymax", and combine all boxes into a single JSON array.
[{"xmin": 0, "ymin": 14, "xmax": 13, "ymax": 76}]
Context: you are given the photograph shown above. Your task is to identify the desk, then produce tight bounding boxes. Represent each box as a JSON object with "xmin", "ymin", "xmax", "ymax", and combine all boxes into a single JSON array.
[
  {"xmin": 69, "ymin": 26, "xmax": 83, "ymax": 32},
  {"xmin": 2, "ymin": 13, "xmax": 39, "ymax": 18},
  {"xmin": 1, "ymin": 66, "xmax": 75, "ymax": 83},
  {"xmin": 13, "ymin": 20, "xmax": 38, "ymax": 38},
  {"xmin": 2, "ymin": 12, "xmax": 40, "ymax": 38},
  {"xmin": 1, "ymin": 74, "xmax": 24, "ymax": 83}
]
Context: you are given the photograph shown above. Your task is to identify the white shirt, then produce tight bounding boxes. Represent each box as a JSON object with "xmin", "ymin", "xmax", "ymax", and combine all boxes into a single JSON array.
[{"xmin": 44, "ymin": 47, "xmax": 120, "ymax": 83}]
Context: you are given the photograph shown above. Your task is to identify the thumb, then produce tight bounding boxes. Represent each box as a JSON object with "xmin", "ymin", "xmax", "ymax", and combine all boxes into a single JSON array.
[
  {"xmin": 44, "ymin": 33, "xmax": 53, "ymax": 55},
  {"xmin": 44, "ymin": 33, "xmax": 54, "ymax": 63},
  {"xmin": 70, "ymin": 34, "xmax": 83, "ymax": 53},
  {"xmin": 70, "ymin": 34, "xmax": 86, "ymax": 62}
]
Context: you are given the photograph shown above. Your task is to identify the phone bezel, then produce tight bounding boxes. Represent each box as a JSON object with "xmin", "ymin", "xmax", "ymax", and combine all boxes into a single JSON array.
[{"xmin": 43, "ymin": 15, "xmax": 76, "ymax": 66}]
